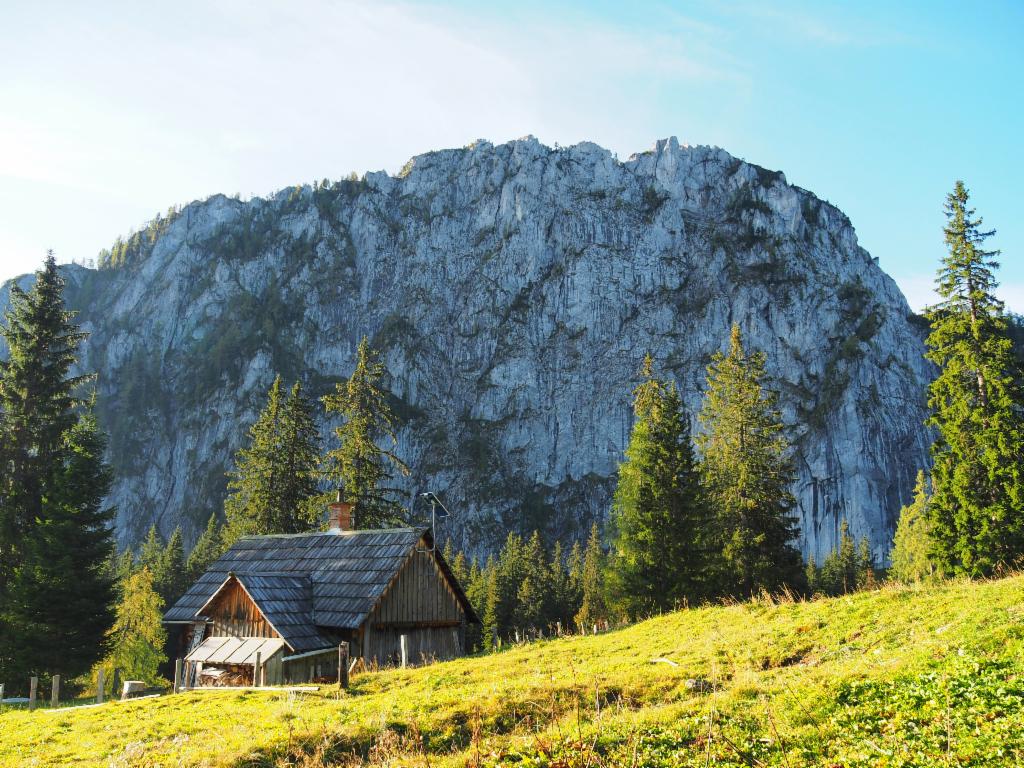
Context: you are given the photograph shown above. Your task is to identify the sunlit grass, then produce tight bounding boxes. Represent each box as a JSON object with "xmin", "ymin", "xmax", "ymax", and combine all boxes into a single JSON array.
[{"xmin": 4, "ymin": 575, "xmax": 1024, "ymax": 766}]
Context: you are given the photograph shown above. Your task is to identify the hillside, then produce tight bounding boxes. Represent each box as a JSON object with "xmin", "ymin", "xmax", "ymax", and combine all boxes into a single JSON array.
[
  {"xmin": 0, "ymin": 137, "xmax": 931, "ymax": 560},
  {"xmin": 3, "ymin": 575, "xmax": 1022, "ymax": 767}
]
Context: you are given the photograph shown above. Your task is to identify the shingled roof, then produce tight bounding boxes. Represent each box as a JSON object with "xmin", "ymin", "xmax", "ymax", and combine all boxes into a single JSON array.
[
  {"xmin": 165, "ymin": 528, "xmax": 475, "ymax": 652},
  {"xmin": 196, "ymin": 573, "xmax": 337, "ymax": 652}
]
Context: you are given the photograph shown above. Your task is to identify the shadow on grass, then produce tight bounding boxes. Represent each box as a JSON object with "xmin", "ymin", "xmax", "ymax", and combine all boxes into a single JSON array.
[{"xmin": 227, "ymin": 682, "xmax": 606, "ymax": 768}]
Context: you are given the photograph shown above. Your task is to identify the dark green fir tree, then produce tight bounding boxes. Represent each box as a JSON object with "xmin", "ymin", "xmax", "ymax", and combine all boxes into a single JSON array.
[
  {"xmin": 608, "ymin": 355, "xmax": 714, "ymax": 618},
  {"xmin": 137, "ymin": 525, "xmax": 165, "ymax": 575},
  {"xmin": 575, "ymin": 523, "xmax": 608, "ymax": 631},
  {"xmin": 696, "ymin": 325, "xmax": 804, "ymax": 596},
  {"xmin": 160, "ymin": 527, "xmax": 188, "ymax": 605},
  {"xmin": 481, "ymin": 561, "xmax": 500, "ymax": 649},
  {"xmin": 322, "ymin": 338, "xmax": 409, "ymax": 528},
  {"xmin": 924, "ymin": 181, "xmax": 1024, "ymax": 576},
  {"xmin": 224, "ymin": 376, "xmax": 321, "ymax": 543},
  {"xmin": 186, "ymin": 513, "xmax": 225, "ymax": 583},
  {"xmin": 0, "ymin": 254, "xmax": 115, "ymax": 688}
]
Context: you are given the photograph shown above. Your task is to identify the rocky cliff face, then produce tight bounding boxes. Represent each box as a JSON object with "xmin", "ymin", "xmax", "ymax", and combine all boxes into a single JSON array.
[{"xmin": 1, "ymin": 137, "xmax": 932, "ymax": 560}]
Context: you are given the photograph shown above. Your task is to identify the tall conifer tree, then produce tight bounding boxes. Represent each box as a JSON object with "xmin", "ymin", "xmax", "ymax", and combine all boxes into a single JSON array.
[
  {"xmin": 697, "ymin": 325, "xmax": 803, "ymax": 596},
  {"xmin": 608, "ymin": 356, "xmax": 713, "ymax": 618},
  {"xmin": 322, "ymin": 338, "xmax": 409, "ymax": 528},
  {"xmin": 924, "ymin": 181, "xmax": 1024, "ymax": 576},
  {"xmin": 224, "ymin": 376, "xmax": 321, "ymax": 543},
  {"xmin": 575, "ymin": 523, "xmax": 607, "ymax": 630},
  {"xmin": 481, "ymin": 561, "xmax": 500, "ymax": 648},
  {"xmin": 565, "ymin": 540, "xmax": 584, "ymax": 619},
  {"xmin": 187, "ymin": 513, "xmax": 224, "ymax": 583},
  {"xmin": 160, "ymin": 527, "xmax": 188, "ymax": 605},
  {"xmin": 137, "ymin": 525, "xmax": 165, "ymax": 574},
  {"xmin": 0, "ymin": 254, "xmax": 115, "ymax": 687}
]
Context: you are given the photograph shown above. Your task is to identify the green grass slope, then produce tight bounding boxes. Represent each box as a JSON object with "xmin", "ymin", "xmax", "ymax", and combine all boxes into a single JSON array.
[{"xmin": 4, "ymin": 576, "xmax": 1024, "ymax": 767}]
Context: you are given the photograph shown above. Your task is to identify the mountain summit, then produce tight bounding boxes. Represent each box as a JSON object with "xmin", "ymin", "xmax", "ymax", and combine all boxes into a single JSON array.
[{"xmin": 1, "ymin": 137, "xmax": 931, "ymax": 559}]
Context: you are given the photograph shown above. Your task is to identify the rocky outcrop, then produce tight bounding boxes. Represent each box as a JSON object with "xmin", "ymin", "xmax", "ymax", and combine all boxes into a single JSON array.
[{"xmin": 1, "ymin": 137, "xmax": 932, "ymax": 560}]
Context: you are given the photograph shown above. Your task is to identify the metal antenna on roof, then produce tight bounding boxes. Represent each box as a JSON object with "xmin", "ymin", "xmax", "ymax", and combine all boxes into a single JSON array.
[{"xmin": 416, "ymin": 491, "xmax": 450, "ymax": 553}]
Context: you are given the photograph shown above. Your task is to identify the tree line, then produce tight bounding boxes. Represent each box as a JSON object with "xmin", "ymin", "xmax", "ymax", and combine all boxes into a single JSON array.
[{"xmin": 447, "ymin": 326, "xmax": 810, "ymax": 646}]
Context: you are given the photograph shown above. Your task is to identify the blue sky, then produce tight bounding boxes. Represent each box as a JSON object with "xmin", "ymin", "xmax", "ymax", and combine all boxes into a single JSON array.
[{"xmin": 1, "ymin": 0, "xmax": 1021, "ymax": 311}]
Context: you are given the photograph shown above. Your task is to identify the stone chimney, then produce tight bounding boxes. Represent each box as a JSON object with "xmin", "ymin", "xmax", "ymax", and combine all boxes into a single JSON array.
[{"xmin": 328, "ymin": 490, "xmax": 354, "ymax": 532}]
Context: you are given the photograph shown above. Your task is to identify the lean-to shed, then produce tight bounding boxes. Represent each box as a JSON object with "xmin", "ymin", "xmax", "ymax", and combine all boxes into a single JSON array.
[{"xmin": 163, "ymin": 502, "xmax": 477, "ymax": 685}]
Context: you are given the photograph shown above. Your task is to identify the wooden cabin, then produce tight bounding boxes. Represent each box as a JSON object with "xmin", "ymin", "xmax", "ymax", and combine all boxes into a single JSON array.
[{"xmin": 163, "ymin": 501, "xmax": 477, "ymax": 686}]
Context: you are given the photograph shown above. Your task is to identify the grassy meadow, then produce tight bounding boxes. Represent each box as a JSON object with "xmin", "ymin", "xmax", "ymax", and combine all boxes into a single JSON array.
[{"xmin": 3, "ymin": 575, "xmax": 1024, "ymax": 767}]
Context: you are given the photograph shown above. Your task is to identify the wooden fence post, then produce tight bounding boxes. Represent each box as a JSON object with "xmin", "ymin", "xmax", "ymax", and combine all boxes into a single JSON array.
[
  {"xmin": 51, "ymin": 675, "xmax": 60, "ymax": 708},
  {"xmin": 400, "ymin": 634, "xmax": 408, "ymax": 669},
  {"xmin": 29, "ymin": 676, "xmax": 37, "ymax": 711},
  {"xmin": 253, "ymin": 651, "xmax": 261, "ymax": 688},
  {"xmin": 337, "ymin": 642, "xmax": 349, "ymax": 690},
  {"xmin": 97, "ymin": 669, "xmax": 105, "ymax": 703},
  {"xmin": 173, "ymin": 659, "xmax": 182, "ymax": 694}
]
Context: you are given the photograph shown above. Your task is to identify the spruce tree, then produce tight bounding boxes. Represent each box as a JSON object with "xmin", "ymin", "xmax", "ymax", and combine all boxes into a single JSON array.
[
  {"xmin": 463, "ymin": 557, "xmax": 485, "ymax": 651},
  {"xmin": 818, "ymin": 548, "xmax": 842, "ymax": 596},
  {"xmin": 137, "ymin": 525, "xmax": 165, "ymax": 575},
  {"xmin": 0, "ymin": 253, "xmax": 89, "ymax": 554},
  {"xmin": 565, "ymin": 540, "xmax": 584, "ymax": 621},
  {"xmin": 576, "ymin": 523, "xmax": 607, "ymax": 630},
  {"xmin": 101, "ymin": 567, "xmax": 167, "ymax": 686},
  {"xmin": 514, "ymin": 574, "xmax": 542, "ymax": 633},
  {"xmin": 0, "ymin": 254, "xmax": 115, "ymax": 688},
  {"xmin": 160, "ymin": 527, "xmax": 188, "ymax": 605},
  {"xmin": 494, "ymin": 532, "xmax": 527, "ymax": 634},
  {"xmin": 225, "ymin": 376, "xmax": 321, "ymax": 543},
  {"xmin": 278, "ymin": 379, "xmax": 324, "ymax": 527},
  {"xmin": 481, "ymin": 561, "xmax": 500, "ymax": 649},
  {"xmin": 804, "ymin": 554, "xmax": 818, "ymax": 594},
  {"xmin": 3, "ymin": 411, "xmax": 116, "ymax": 685},
  {"xmin": 448, "ymin": 545, "xmax": 469, "ymax": 587},
  {"xmin": 608, "ymin": 355, "xmax": 713, "ymax": 618},
  {"xmin": 891, "ymin": 470, "xmax": 937, "ymax": 583},
  {"xmin": 113, "ymin": 547, "xmax": 135, "ymax": 592},
  {"xmin": 857, "ymin": 537, "xmax": 876, "ymax": 589},
  {"xmin": 924, "ymin": 181, "xmax": 1024, "ymax": 576},
  {"xmin": 322, "ymin": 338, "xmax": 409, "ymax": 528},
  {"xmin": 697, "ymin": 325, "xmax": 804, "ymax": 596},
  {"xmin": 186, "ymin": 513, "xmax": 224, "ymax": 583},
  {"xmin": 520, "ymin": 531, "xmax": 549, "ymax": 629},
  {"xmin": 547, "ymin": 541, "xmax": 569, "ymax": 628},
  {"xmin": 837, "ymin": 520, "xmax": 858, "ymax": 594}
]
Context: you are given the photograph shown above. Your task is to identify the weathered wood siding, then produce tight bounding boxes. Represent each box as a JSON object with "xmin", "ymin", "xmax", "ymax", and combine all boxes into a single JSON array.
[
  {"xmin": 282, "ymin": 649, "xmax": 338, "ymax": 684},
  {"xmin": 367, "ymin": 626, "xmax": 463, "ymax": 665},
  {"xmin": 203, "ymin": 580, "xmax": 279, "ymax": 639},
  {"xmin": 362, "ymin": 548, "xmax": 467, "ymax": 665},
  {"xmin": 262, "ymin": 651, "xmax": 284, "ymax": 685}
]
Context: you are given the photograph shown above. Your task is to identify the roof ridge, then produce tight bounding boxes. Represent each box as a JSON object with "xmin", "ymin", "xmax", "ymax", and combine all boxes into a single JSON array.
[
  {"xmin": 234, "ymin": 571, "xmax": 311, "ymax": 580},
  {"xmin": 236, "ymin": 527, "xmax": 423, "ymax": 540}
]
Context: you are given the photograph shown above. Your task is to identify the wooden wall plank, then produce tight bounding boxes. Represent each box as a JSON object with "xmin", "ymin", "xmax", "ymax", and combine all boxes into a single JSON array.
[{"xmin": 204, "ymin": 580, "xmax": 279, "ymax": 639}]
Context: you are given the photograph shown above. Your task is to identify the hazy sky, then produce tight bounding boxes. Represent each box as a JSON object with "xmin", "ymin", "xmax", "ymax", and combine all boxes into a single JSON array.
[{"xmin": 1, "ymin": 0, "xmax": 1021, "ymax": 311}]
